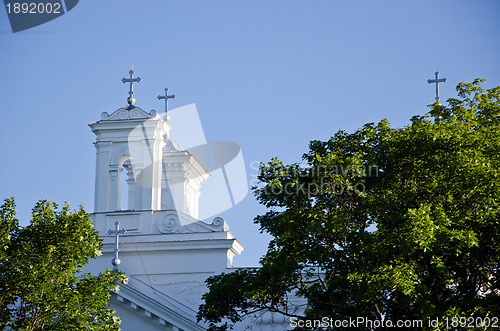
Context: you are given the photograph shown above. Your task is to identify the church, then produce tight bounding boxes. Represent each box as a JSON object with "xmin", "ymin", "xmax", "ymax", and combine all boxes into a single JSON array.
[{"xmin": 83, "ymin": 70, "xmax": 299, "ymax": 330}]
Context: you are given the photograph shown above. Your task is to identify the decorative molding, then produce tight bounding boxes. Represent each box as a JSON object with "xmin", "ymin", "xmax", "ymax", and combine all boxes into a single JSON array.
[
  {"xmin": 149, "ymin": 277, "xmax": 206, "ymax": 306},
  {"xmin": 158, "ymin": 213, "xmax": 229, "ymax": 234},
  {"xmin": 101, "ymin": 107, "xmax": 158, "ymax": 121},
  {"xmin": 170, "ymin": 282, "xmax": 205, "ymax": 306},
  {"xmin": 143, "ymin": 274, "xmax": 212, "ymax": 308}
]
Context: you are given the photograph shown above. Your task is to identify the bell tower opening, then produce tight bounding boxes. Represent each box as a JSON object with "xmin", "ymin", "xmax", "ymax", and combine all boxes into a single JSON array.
[{"xmin": 119, "ymin": 159, "xmax": 134, "ymax": 211}]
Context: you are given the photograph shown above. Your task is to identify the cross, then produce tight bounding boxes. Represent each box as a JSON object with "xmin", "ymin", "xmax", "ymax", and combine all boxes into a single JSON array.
[
  {"xmin": 107, "ymin": 221, "xmax": 127, "ymax": 271},
  {"xmin": 122, "ymin": 69, "xmax": 142, "ymax": 105},
  {"xmin": 427, "ymin": 71, "xmax": 446, "ymax": 103},
  {"xmin": 157, "ymin": 88, "xmax": 176, "ymax": 114}
]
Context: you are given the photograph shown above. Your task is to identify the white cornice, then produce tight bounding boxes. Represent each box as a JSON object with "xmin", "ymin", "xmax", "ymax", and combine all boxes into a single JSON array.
[{"xmin": 102, "ymin": 236, "xmax": 244, "ymax": 256}]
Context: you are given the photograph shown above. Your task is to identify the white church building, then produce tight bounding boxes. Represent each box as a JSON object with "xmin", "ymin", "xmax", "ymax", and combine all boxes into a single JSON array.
[{"xmin": 83, "ymin": 71, "xmax": 298, "ymax": 330}]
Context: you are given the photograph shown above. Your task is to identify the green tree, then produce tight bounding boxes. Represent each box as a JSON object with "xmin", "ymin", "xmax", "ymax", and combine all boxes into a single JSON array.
[
  {"xmin": 198, "ymin": 79, "xmax": 500, "ymax": 330},
  {"xmin": 0, "ymin": 198, "xmax": 125, "ymax": 330}
]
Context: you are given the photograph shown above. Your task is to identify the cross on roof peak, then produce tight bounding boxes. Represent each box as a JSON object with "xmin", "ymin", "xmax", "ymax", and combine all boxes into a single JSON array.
[
  {"xmin": 157, "ymin": 87, "xmax": 175, "ymax": 114},
  {"xmin": 122, "ymin": 69, "xmax": 142, "ymax": 106}
]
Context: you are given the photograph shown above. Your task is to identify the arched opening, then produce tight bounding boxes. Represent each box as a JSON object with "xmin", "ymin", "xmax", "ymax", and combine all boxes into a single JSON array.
[{"xmin": 119, "ymin": 159, "xmax": 135, "ymax": 210}]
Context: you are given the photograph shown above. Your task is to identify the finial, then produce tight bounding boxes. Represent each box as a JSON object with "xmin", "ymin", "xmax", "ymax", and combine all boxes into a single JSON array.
[
  {"xmin": 122, "ymin": 69, "xmax": 142, "ymax": 106},
  {"xmin": 157, "ymin": 87, "xmax": 175, "ymax": 114}
]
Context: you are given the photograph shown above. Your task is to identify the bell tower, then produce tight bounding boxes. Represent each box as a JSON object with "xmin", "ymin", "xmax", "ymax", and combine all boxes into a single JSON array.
[
  {"xmin": 90, "ymin": 107, "xmax": 168, "ymax": 213},
  {"xmin": 87, "ymin": 69, "xmax": 242, "ymax": 272},
  {"xmin": 89, "ymin": 69, "xmax": 214, "ymax": 236},
  {"xmin": 89, "ymin": 103, "xmax": 171, "ymax": 232},
  {"xmin": 84, "ymin": 70, "xmax": 245, "ymax": 329}
]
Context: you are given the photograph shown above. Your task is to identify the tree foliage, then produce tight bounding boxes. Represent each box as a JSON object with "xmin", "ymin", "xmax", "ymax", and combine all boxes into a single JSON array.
[
  {"xmin": 0, "ymin": 198, "xmax": 124, "ymax": 330},
  {"xmin": 198, "ymin": 79, "xmax": 500, "ymax": 330}
]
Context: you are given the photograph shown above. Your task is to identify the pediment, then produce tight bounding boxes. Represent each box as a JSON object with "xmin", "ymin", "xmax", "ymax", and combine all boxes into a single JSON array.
[{"xmin": 101, "ymin": 106, "xmax": 159, "ymax": 121}]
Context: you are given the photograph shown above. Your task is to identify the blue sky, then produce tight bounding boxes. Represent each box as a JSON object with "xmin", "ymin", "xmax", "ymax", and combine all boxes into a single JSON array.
[{"xmin": 1, "ymin": 0, "xmax": 499, "ymax": 266}]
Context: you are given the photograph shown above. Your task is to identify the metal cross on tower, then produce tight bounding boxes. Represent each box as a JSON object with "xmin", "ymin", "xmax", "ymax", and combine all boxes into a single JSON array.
[
  {"xmin": 108, "ymin": 221, "xmax": 127, "ymax": 271},
  {"xmin": 122, "ymin": 69, "xmax": 142, "ymax": 106},
  {"xmin": 157, "ymin": 88, "xmax": 175, "ymax": 114},
  {"xmin": 427, "ymin": 71, "xmax": 446, "ymax": 103}
]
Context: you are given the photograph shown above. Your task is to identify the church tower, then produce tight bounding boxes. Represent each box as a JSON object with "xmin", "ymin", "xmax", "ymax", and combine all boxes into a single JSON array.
[{"xmin": 84, "ymin": 70, "xmax": 244, "ymax": 331}]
